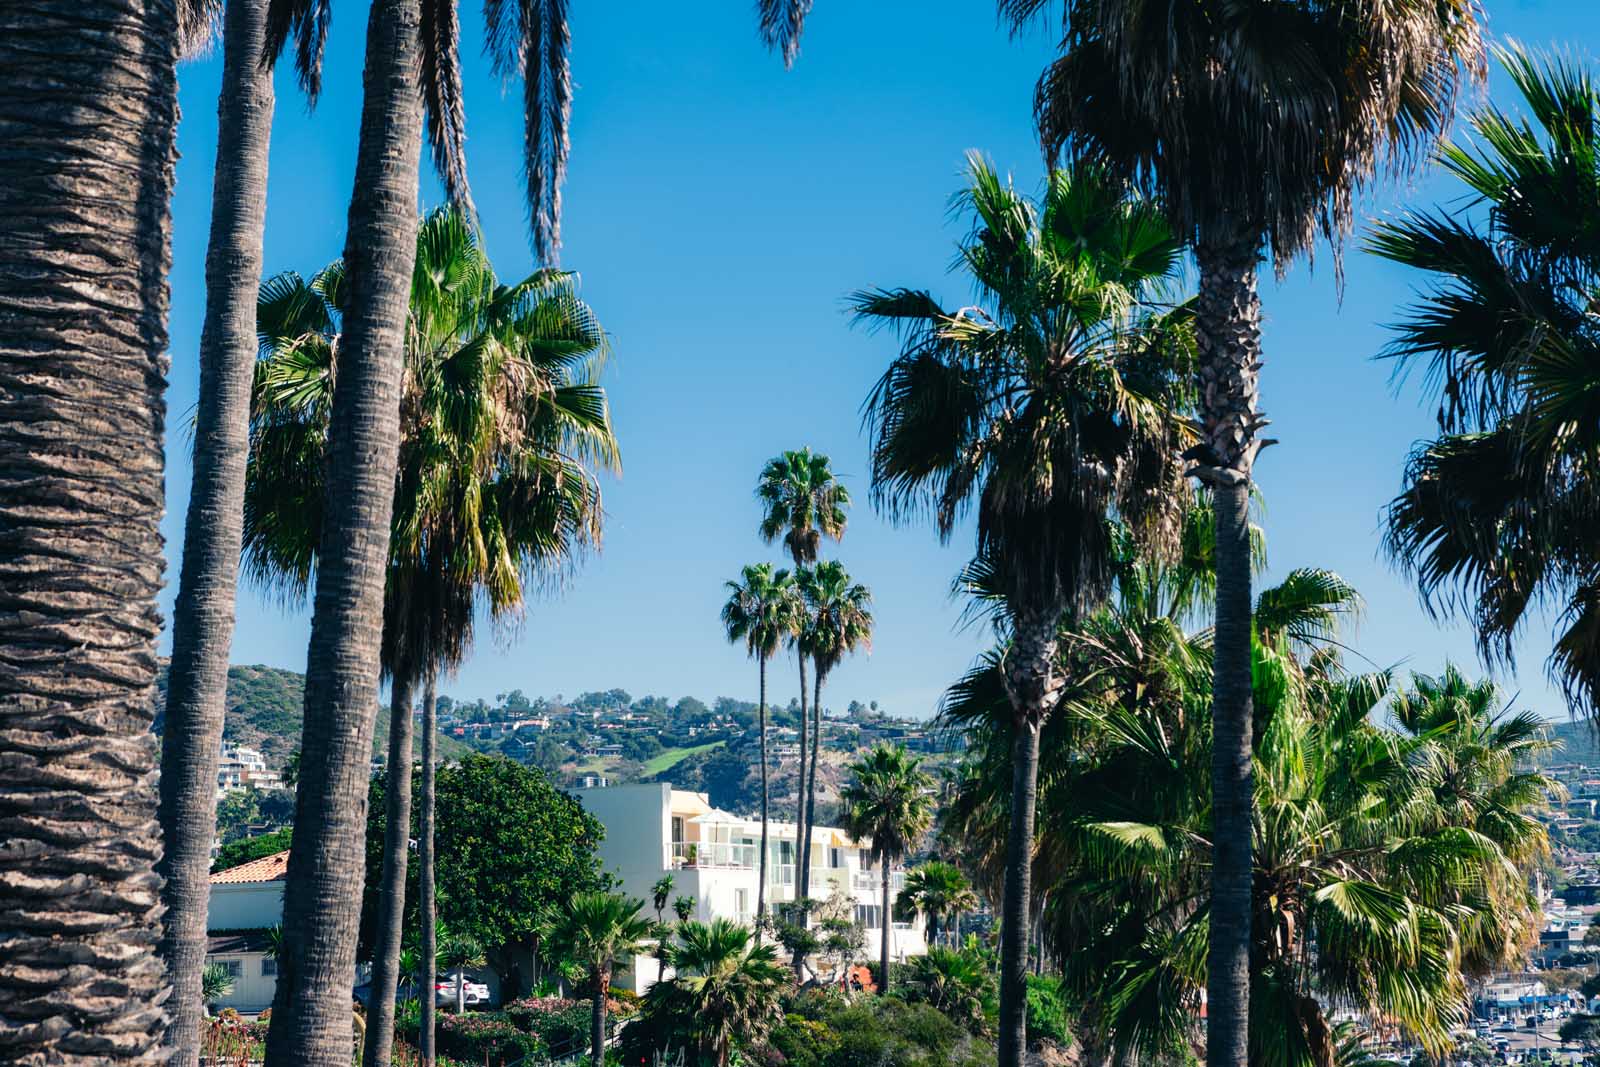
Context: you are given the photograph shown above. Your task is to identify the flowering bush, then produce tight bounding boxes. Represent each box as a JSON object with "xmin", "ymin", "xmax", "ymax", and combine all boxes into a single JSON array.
[
  {"xmin": 435, "ymin": 1011, "xmax": 545, "ymax": 1066},
  {"xmin": 200, "ymin": 1014, "xmax": 268, "ymax": 1066}
]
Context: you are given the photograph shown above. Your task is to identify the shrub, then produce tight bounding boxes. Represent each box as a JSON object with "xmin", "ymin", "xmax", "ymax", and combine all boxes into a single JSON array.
[
  {"xmin": 1024, "ymin": 974, "xmax": 1072, "ymax": 1047},
  {"xmin": 435, "ymin": 1011, "xmax": 546, "ymax": 1066}
]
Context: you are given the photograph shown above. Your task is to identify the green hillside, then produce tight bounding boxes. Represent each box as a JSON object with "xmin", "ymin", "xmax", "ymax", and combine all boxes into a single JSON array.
[{"xmin": 153, "ymin": 662, "xmax": 472, "ymax": 768}]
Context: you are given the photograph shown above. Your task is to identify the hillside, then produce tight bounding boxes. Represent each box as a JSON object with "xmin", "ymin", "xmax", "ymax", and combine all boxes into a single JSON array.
[
  {"xmin": 1547, "ymin": 718, "xmax": 1600, "ymax": 767},
  {"xmin": 152, "ymin": 663, "xmax": 473, "ymax": 768}
]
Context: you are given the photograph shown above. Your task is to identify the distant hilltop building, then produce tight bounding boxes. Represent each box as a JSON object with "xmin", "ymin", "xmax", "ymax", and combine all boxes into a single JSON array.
[
  {"xmin": 217, "ymin": 744, "xmax": 281, "ymax": 795},
  {"xmin": 576, "ymin": 782, "xmax": 927, "ymax": 991}
]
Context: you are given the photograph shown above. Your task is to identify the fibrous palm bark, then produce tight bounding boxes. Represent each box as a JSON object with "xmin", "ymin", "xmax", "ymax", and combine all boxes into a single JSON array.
[
  {"xmin": 997, "ymin": 610, "xmax": 1059, "ymax": 1067},
  {"xmin": 157, "ymin": 1, "xmax": 275, "ymax": 1061},
  {"xmin": 757, "ymin": 657, "xmax": 769, "ymax": 922},
  {"xmin": 0, "ymin": 0, "xmax": 179, "ymax": 1062},
  {"xmin": 362, "ymin": 675, "xmax": 416, "ymax": 1067},
  {"xmin": 1192, "ymin": 238, "xmax": 1263, "ymax": 1067},
  {"xmin": 419, "ymin": 670, "xmax": 438, "ymax": 1065},
  {"xmin": 261, "ymin": 0, "xmax": 423, "ymax": 1061}
]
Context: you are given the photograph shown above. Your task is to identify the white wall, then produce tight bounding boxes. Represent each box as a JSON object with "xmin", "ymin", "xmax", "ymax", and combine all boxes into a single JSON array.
[
  {"xmin": 579, "ymin": 782, "xmax": 671, "ymax": 906},
  {"xmin": 208, "ymin": 882, "xmax": 284, "ymax": 931},
  {"xmin": 209, "ymin": 952, "xmax": 277, "ymax": 1013}
]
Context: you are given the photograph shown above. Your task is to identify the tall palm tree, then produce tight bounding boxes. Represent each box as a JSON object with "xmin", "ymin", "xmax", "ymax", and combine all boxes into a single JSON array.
[
  {"xmin": 247, "ymin": 207, "xmax": 616, "ymax": 1066},
  {"xmin": 798, "ymin": 559, "xmax": 873, "ymax": 885},
  {"xmin": 1007, "ymin": 6, "xmax": 1489, "ymax": 1064},
  {"xmin": 0, "ymin": 0, "xmax": 193, "ymax": 1061},
  {"xmin": 757, "ymin": 447, "xmax": 851, "ymax": 904},
  {"xmin": 897, "ymin": 860, "xmax": 978, "ymax": 948},
  {"xmin": 419, "ymin": 671, "xmax": 439, "ymax": 1066},
  {"xmin": 157, "ymin": 1, "xmax": 278, "ymax": 1063},
  {"xmin": 546, "ymin": 891, "xmax": 655, "ymax": 1067},
  {"xmin": 722, "ymin": 563, "xmax": 803, "ymax": 922},
  {"xmin": 840, "ymin": 744, "xmax": 934, "ymax": 992},
  {"xmin": 651, "ymin": 919, "xmax": 788, "ymax": 1067},
  {"xmin": 1373, "ymin": 47, "xmax": 1600, "ymax": 720},
  {"xmin": 854, "ymin": 156, "xmax": 1193, "ymax": 1056}
]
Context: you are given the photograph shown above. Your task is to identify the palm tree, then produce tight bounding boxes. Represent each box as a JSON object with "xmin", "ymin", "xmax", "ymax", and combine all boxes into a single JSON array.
[
  {"xmin": 722, "ymin": 564, "xmax": 803, "ymax": 922},
  {"xmin": 0, "ymin": 0, "xmax": 191, "ymax": 1061},
  {"xmin": 418, "ymin": 672, "xmax": 440, "ymax": 1066},
  {"xmin": 201, "ymin": 963, "xmax": 237, "ymax": 1017},
  {"xmin": 854, "ymin": 156, "xmax": 1193, "ymax": 1053},
  {"xmin": 797, "ymin": 558, "xmax": 873, "ymax": 909},
  {"xmin": 757, "ymin": 447, "xmax": 851, "ymax": 905},
  {"xmin": 651, "ymin": 919, "xmax": 788, "ymax": 1067},
  {"xmin": 1006, "ymin": 5, "xmax": 1489, "ymax": 1063},
  {"xmin": 546, "ymin": 892, "xmax": 655, "ymax": 1067},
  {"xmin": 840, "ymin": 744, "xmax": 934, "ymax": 992},
  {"xmin": 900, "ymin": 947, "xmax": 996, "ymax": 1034},
  {"xmin": 673, "ymin": 896, "xmax": 696, "ymax": 924},
  {"xmin": 157, "ymin": 4, "xmax": 279, "ymax": 1064},
  {"xmin": 247, "ymin": 207, "xmax": 616, "ymax": 1067},
  {"xmin": 1372, "ymin": 47, "xmax": 1600, "ymax": 720},
  {"xmin": 652, "ymin": 875, "xmax": 676, "ymax": 925},
  {"xmin": 897, "ymin": 861, "xmax": 978, "ymax": 948},
  {"xmin": 437, "ymin": 931, "xmax": 486, "ymax": 1016}
]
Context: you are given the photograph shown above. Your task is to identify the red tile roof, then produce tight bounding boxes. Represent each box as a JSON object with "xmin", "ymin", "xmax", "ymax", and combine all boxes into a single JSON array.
[{"xmin": 211, "ymin": 850, "xmax": 290, "ymax": 884}]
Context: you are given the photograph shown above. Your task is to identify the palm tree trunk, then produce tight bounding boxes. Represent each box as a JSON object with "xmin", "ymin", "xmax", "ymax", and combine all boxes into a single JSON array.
[
  {"xmin": 1194, "ymin": 237, "xmax": 1263, "ymax": 1067},
  {"xmin": 363, "ymin": 674, "xmax": 418, "ymax": 1067},
  {"xmin": 156, "ymin": 1, "xmax": 274, "ymax": 1062},
  {"xmin": 791, "ymin": 649, "xmax": 810, "ymax": 975},
  {"xmin": 758, "ymin": 656, "xmax": 769, "ymax": 923},
  {"xmin": 419, "ymin": 670, "xmax": 439, "ymax": 1066},
  {"xmin": 804, "ymin": 666, "xmax": 823, "ymax": 893},
  {"xmin": 0, "ymin": 0, "xmax": 177, "ymax": 1062},
  {"xmin": 591, "ymin": 970, "xmax": 609, "ymax": 1067},
  {"xmin": 455, "ymin": 967, "xmax": 465, "ymax": 1015},
  {"xmin": 880, "ymin": 861, "xmax": 892, "ymax": 993},
  {"xmin": 261, "ymin": 0, "xmax": 423, "ymax": 1061},
  {"xmin": 998, "ymin": 607, "xmax": 1058, "ymax": 1067}
]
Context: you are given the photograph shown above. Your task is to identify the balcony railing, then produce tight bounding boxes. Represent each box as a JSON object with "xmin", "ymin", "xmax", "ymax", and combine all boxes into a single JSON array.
[{"xmin": 672, "ymin": 841, "xmax": 756, "ymax": 869}]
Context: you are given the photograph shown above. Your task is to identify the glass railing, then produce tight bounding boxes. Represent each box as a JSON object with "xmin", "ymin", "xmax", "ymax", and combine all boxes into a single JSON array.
[{"xmin": 671, "ymin": 841, "xmax": 757, "ymax": 869}]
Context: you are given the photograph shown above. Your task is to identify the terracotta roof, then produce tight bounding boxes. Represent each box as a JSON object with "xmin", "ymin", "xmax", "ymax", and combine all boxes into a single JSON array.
[{"xmin": 211, "ymin": 850, "xmax": 290, "ymax": 884}]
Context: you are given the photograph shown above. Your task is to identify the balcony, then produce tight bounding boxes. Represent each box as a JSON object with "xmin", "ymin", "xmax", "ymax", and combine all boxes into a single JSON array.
[{"xmin": 672, "ymin": 840, "xmax": 755, "ymax": 869}]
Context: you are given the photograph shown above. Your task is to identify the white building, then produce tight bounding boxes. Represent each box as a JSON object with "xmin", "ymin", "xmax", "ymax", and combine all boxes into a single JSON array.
[
  {"xmin": 577, "ymin": 782, "xmax": 926, "ymax": 988},
  {"xmin": 217, "ymin": 744, "xmax": 278, "ymax": 795},
  {"xmin": 206, "ymin": 850, "xmax": 287, "ymax": 1013}
]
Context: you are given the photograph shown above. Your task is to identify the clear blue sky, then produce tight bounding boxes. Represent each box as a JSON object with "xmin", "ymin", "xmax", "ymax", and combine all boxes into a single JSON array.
[{"xmin": 162, "ymin": 0, "xmax": 1600, "ymax": 719}]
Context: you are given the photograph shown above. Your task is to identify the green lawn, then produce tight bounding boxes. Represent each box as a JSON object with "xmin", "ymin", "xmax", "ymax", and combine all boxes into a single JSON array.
[{"xmin": 643, "ymin": 740, "xmax": 725, "ymax": 776}]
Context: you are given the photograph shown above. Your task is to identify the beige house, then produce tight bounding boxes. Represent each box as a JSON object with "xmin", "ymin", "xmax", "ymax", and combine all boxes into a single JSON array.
[{"xmin": 206, "ymin": 850, "xmax": 287, "ymax": 1013}]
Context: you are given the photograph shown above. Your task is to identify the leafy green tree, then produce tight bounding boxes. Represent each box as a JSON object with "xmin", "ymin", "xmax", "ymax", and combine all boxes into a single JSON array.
[
  {"xmin": 362, "ymin": 755, "xmax": 606, "ymax": 993},
  {"xmin": 1007, "ymin": 5, "xmax": 1489, "ymax": 1065},
  {"xmin": 841, "ymin": 744, "xmax": 935, "ymax": 993},
  {"xmin": 757, "ymin": 447, "xmax": 851, "ymax": 910},
  {"xmin": 545, "ymin": 891, "xmax": 654, "ymax": 1067},
  {"xmin": 649, "ymin": 919, "xmax": 788, "ymax": 1067},
  {"xmin": 854, "ymin": 156, "xmax": 1193, "ymax": 1042},
  {"xmin": 1562, "ymin": 1015, "xmax": 1600, "ymax": 1050},
  {"xmin": 722, "ymin": 563, "xmax": 804, "ymax": 921},
  {"xmin": 214, "ymin": 788, "xmax": 265, "ymax": 843},
  {"xmin": 1373, "ymin": 47, "xmax": 1600, "ymax": 717},
  {"xmin": 212, "ymin": 827, "xmax": 295, "ymax": 873}
]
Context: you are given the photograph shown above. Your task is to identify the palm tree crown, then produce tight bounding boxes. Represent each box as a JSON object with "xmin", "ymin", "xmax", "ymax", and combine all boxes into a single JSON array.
[
  {"xmin": 722, "ymin": 564, "xmax": 803, "ymax": 664},
  {"xmin": 896, "ymin": 860, "xmax": 978, "ymax": 946},
  {"xmin": 245, "ymin": 206, "xmax": 617, "ymax": 681},
  {"xmin": 841, "ymin": 745, "xmax": 934, "ymax": 886},
  {"xmin": 799, "ymin": 561, "xmax": 873, "ymax": 679},
  {"xmin": 1373, "ymin": 46, "xmax": 1600, "ymax": 716},
  {"xmin": 652, "ymin": 919, "xmax": 788, "ymax": 1067},
  {"xmin": 854, "ymin": 154, "xmax": 1193, "ymax": 621},
  {"xmin": 757, "ymin": 448, "xmax": 851, "ymax": 567}
]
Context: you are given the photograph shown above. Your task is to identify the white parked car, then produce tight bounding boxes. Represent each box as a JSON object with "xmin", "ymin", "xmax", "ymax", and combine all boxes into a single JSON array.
[{"xmin": 435, "ymin": 977, "xmax": 490, "ymax": 1007}]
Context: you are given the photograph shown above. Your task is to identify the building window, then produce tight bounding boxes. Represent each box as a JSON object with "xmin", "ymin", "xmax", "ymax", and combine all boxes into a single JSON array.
[
  {"xmin": 671, "ymin": 816, "xmax": 684, "ymax": 843},
  {"xmin": 735, "ymin": 889, "xmax": 749, "ymax": 917},
  {"xmin": 855, "ymin": 905, "xmax": 882, "ymax": 929},
  {"xmin": 217, "ymin": 959, "xmax": 243, "ymax": 979},
  {"xmin": 828, "ymin": 847, "xmax": 842, "ymax": 869},
  {"xmin": 261, "ymin": 957, "xmax": 277, "ymax": 977}
]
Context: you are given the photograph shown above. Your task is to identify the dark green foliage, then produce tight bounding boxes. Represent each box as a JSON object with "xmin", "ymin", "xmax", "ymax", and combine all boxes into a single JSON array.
[
  {"xmin": 1023, "ymin": 976, "xmax": 1071, "ymax": 1047},
  {"xmin": 767, "ymin": 994, "xmax": 993, "ymax": 1067},
  {"xmin": 362, "ymin": 755, "xmax": 605, "ymax": 978},
  {"xmin": 501, "ymin": 998, "xmax": 591, "ymax": 1051},
  {"xmin": 1561, "ymin": 1015, "xmax": 1600, "ymax": 1049},
  {"xmin": 212, "ymin": 827, "xmax": 293, "ymax": 872}
]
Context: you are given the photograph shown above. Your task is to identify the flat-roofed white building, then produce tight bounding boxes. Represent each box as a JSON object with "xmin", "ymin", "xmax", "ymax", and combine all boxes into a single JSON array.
[{"xmin": 577, "ymin": 782, "xmax": 925, "ymax": 987}]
